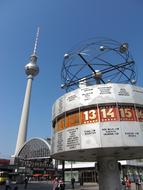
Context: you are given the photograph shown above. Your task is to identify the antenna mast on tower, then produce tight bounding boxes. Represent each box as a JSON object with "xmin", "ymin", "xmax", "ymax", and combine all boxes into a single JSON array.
[{"xmin": 33, "ymin": 27, "xmax": 40, "ymax": 55}]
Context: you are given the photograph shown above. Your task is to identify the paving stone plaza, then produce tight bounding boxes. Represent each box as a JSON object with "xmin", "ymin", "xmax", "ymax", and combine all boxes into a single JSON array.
[{"xmin": 0, "ymin": 181, "xmax": 140, "ymax": 190}]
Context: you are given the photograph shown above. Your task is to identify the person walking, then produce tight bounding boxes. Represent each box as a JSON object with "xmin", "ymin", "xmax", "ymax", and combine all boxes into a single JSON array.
[
  {"xmin": 5, "ymin": 178, "xmax": 11, "ymax": 190},
  {"xmin": 58, "ymin": 178, "xmax": 65, "ymax": 190},
  {"xmin": 71, "ymin": 177, "xmax": 75, "ymax": 189},
  {"xmin": 135, "ymin": 176, "xmax": 142, "ymax": 190},
  {"xmin": 24, "ymin": 177, "xmax": 28, "ymax": 189},
  {"xmin": 125, "ymin": 176, "xmax": 131, "ymax": 190},
  {"xmin": 121, "ymin": 176, "xmax": 126, "ymax": 190},
  {"xmin": 52, "ymin": 177, "xmax": 59, "ymax": 190}
]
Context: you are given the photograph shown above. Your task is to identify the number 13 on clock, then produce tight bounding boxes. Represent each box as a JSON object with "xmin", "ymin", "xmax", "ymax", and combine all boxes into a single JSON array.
[{"xmin": 81, "ymin": 109, "xmax": 99, "ymax": 124}]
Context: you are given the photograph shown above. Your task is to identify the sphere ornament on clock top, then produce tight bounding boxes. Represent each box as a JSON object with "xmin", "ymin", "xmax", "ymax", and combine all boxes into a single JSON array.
[{"xmin": 51, "ymin": 38, "xmax": 143, "ymax": 189}]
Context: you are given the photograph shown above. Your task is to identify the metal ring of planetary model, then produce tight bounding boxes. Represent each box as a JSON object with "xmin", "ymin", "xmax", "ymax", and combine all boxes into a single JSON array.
[{"xmin": 61, "ymin": 37, "xmax": 136, "ymax": 92}]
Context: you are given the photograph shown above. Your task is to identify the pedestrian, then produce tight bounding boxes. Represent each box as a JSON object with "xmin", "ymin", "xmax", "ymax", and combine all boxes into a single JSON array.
[
  {"xmin": 58, "ymin": 178, "xmax": 65, "ymax": 190},
  {"xmin": 52, "ymin": 177, "xmax": 59, "ymax": 190},
  {"xmin": 71, "ymin": 177, "xmax": 75, "ymax": 189},
  {"xmin": 5, "ymin": 178, "xmax": 11, "ymax": 190},
  {"xmin": 125, "ymin": 176, "xmax": 131, "ymax": 190},
  {"xmin": 135, "ymin": 176, "xmax": 141, "ymax": 190},
  {"xmin": 24, "ymin": 177, "xmax": 28, "ymax": 189},
  {"xmin": 121, "ymin": 176, "xmax": 126, "ymax": 190}
]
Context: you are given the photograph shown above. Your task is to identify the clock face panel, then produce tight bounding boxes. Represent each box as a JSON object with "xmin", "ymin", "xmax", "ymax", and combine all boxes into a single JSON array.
[{"xmin": 51, "ymin": 83, "xmax": 143, "ymax": 161}]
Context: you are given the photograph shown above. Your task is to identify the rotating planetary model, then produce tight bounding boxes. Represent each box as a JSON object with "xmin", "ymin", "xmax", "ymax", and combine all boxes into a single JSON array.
[
  {"xmin": 51, "ymin": 37, "xmax": 143, "ymax": 160},
  {"xmin": 51, "ymin": 38, "xmax": 143, "ymax": 189}
]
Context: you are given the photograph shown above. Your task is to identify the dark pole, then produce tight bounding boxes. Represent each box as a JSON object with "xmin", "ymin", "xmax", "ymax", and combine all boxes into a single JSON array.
[
  {"xmin": 78, "ymin": 53, "xmax": 105, "ymax": 84},
  {"xmin": 62, "ymin": 160, "xmax": 65, "ymax": 181}
]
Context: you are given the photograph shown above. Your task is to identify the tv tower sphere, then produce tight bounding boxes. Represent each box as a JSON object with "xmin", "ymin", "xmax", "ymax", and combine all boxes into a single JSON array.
[{"xmin": 25, "ymin": 54, "xmax": 39, "ymax": 77}]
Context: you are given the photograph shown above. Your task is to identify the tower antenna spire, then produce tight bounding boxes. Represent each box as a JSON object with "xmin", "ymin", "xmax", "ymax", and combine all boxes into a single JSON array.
[{"xmin": 33, "ymin": 27, "xmax": 40, "ymax": 55}]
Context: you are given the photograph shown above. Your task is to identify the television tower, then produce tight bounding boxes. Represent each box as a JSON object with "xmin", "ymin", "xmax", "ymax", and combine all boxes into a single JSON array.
[{"xmin": 15, "ymin": 28, "xmax": 40, "ymax": 155}]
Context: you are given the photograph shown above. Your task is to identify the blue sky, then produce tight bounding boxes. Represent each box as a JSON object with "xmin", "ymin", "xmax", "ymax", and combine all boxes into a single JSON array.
[{"xmin": 0, "ymin": 0, "xmax": 143, "ymax": 158}]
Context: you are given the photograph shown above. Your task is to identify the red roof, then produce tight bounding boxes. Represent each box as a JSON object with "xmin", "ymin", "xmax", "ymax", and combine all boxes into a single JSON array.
[
  {"xmin": 0, "ymin": 159, "xmax": 10, "ymax": 165},
  {"xmin": 43, "ymin": 174, "xmax": 49, "ymax": 177},
  {"xmin": 33, "ymin": 174, "xmax": 42, "ymax": 177}
]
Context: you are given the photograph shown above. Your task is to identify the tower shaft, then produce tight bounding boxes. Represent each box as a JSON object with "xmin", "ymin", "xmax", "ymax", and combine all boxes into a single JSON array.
[
  {"xmin": 14, "ymin": 28, "xmax": 40, "ymax": 156},
  {"xmin": 15, "ymin": 76, "xmax": 33, "ymax": 155}
]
